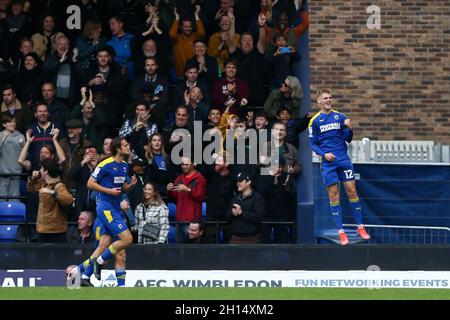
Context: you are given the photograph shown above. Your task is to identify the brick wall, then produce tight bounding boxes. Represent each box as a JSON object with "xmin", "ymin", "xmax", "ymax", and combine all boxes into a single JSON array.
[{"xmin": 309, "ymin": 1, "xmax": 450, "ymax": 143}]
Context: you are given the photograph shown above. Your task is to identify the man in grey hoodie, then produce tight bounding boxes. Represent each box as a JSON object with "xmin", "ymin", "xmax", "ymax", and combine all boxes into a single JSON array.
[{"xmin": 0, "ymin": 114, "xmax": 25, "ymax": 200}]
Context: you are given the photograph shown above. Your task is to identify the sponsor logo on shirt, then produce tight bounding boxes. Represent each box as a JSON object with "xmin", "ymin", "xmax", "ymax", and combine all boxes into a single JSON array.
[
  {"xmin": 114, "ymin": 177, "xmax": 126, "ymax": 184},
  {"xmin": 319, "ymin": 123, "xmax": 341, "ymax": 133}
]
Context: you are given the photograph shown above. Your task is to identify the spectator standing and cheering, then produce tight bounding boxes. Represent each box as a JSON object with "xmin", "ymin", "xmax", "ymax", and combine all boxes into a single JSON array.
[
  {"xmin": 69, "ymin": 145, "xmax": 98, "ymax": 218},
  {"xmin": 185, "ymin": 39, "xmax": 218, "ymax": 85},
  {"xmin": 26, "ymin": 157, "xmax": 73, "ymax": 243},
  {"xmin": 227, "ymin": 172, "xmax": 265, "ymax": 244},
  {"xmin": 83, "ymin": 46, "xmax": 123, "ymax": 137},
  {"xmin": 309, "ymin": 89, "xmax": 371, "ymax": 246},
  {"xmin": 24, "ymin": 102, "xmax": 64, "ymax": 171},
  {"xmin": 0, "ymin": 115, "xmax": 24, "ymax": 201},
  {"xmin": 42, "ymin": 35, "xmax": 78, "ymax": 107},
  {"xmin": 1, "ymin": 85, "xmax": 33, "ymax": 133},
  {"xmin": 256, "ymin": 156, "xmax": 296, "ymax": 243},
  {"xmin": 230, "ymin": 14, "xmax": 267, "ymax": 107},
  {"xmin": 211, "ymin": 59, "xmax": 249, "ymax": 116},
  {"xmin": 167, "ymin": 157, "xmax": 206, "ymax": 243},
  {"xmin": 75, "ymin": 19, "xmax": 107, "ymax": 71},
  {"xmin": 131, "ymin": 56, "xmax": 169, "ymax": 129},
  {"xmin": 41, "ymin": 82, "xmax": 70, "ymax": 135},
  {"xmin": 200, "ymin": 151, "xmax": 235, "ymax": 243},
  {"xmin": 208, "ymin": 11, "xmax": 240, "ymax": 76},
  {"xmin": 169, "ymin": 5, "xmax": 205, "ymax": 79},
  {"xmin": 59, "ymin": 118, "xmax": 92, "ymax": 188},
  {"xmin": 30, "ymin": 14, "xmax": 64, "ymax": 62},
  {"xmin": 143, "ymin": 133, "xmax": 174, "ymax": 195},
  {"xmin": 119, "ymin": 102, "xmax": 158, "ymax": 160},
  {"xmin": 70, "ymin": 87, "xmax": 106, "ymax": 151},
  {"xmin": 133, "ymin": 181, "xmax": 169, "ymax": 244},
  {"xmin": 107, "ymin": 15, "xmax": 135, "ymax": 81}
]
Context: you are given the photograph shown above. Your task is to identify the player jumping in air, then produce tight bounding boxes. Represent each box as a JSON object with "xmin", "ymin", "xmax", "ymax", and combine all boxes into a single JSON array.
[
  {"xmin": 309, "ymin": 89, "xmax": 371, "ymax": 246},
  {"xmin": 69, "ymin": 137, "xmax": 137, "ymax": 285}
]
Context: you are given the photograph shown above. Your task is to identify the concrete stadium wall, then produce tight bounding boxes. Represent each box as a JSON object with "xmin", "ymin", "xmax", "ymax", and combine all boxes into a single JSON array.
[{"xmin": 309, "ymin": 1, "xmax": 450, "ymax": 143}]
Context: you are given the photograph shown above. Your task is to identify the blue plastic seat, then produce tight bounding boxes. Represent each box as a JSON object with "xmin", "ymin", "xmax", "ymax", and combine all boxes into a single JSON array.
[
  {"xmin": 0, "ymin": 202, "xmax": 26, "ymax": 221},
  {"xmin": 0, "ymin": 225, "xmax": 19, "ymax": 243},
  {"xmin": 168, "ymin": 225, "xmax": 177, "ymax": 244},
  {"xmin": 201, "ymin": 202, "xmax": 206, "ymax": 217},
  {"xmin": 0, "ymin": 202, "xmax": 26, "ymax": 243},
  {"xmin": 167, "ymin": 202, "xmax": 177, "ymax": 221}
]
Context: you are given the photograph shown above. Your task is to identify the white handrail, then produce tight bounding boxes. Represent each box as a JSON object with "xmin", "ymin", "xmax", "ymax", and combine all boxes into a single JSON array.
[{"xmin": 343, "ymin": 223, "xmax": 450, "ymax": 232}]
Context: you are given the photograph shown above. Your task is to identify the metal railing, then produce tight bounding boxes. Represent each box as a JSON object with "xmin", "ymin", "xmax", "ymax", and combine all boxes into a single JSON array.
[
  {"xmin": 313, "ymin": 139, "xmax": 450, "ymax": 164},
  {"xmin": 343, "ymin": 223, "xmax": 450, "ymax": 244}
]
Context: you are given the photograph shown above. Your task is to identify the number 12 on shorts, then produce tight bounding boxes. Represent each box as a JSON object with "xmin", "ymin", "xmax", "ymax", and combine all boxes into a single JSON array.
[{"xmin": 344, "ymin": 170, "xmax": 354, "ymax": 179}]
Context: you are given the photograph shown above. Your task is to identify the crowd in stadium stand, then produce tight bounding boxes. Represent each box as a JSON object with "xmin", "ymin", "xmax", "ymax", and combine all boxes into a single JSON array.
[{"xmin": 0, "ymin": 0, "xmax": 310, "ymax": 244}]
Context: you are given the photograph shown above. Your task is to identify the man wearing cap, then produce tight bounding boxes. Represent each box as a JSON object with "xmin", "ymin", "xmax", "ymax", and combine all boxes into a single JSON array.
[
  {"xmin": 227, "ymin": 172, "xmax": 265, "ymax": 244},
  {"xmin": 185, "ymin": 39, "xmax": 219, "ymax": 85},
  {"xmin": 59, "ymin": 118, "xmax": 93, "ymax": 189}
]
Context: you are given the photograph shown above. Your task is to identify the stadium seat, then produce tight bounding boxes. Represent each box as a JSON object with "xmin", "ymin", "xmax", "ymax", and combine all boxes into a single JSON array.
[
  {"xmin": 0, "ymin": 225, "xmax": 19, "ymax": 243},
  {"xmin": 167, "ymin": 202, "xmax": 177, "ymax": 221},
  {"xmin": 168, "ymin": 225, "xmax": 177, "ymax": 244},
  {"xmin": 0, "ymin": 202, "xmax": 26, "ymax": 221},
  {"xmin": 0, "ymin": 202, "xmax": 26, "ymax": 243},
  {"xmin": 201, "ymin": 202, "xmax": 206, "ymax": 217}
]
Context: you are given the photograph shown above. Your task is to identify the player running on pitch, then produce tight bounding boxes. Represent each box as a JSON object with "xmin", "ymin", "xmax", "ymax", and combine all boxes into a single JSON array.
[{"xmin": 69, "ymin": 137, "xmax": 137, "ymax": 285}]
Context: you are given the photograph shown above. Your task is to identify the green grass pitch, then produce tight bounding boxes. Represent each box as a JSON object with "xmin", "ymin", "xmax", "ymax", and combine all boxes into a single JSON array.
[{"xmin": 1, "ymin": 287, "xmax": 449, "ymax": 300}]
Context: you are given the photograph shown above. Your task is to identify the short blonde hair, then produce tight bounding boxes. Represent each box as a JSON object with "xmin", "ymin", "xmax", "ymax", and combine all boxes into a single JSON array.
[{"xmin": 316, "ymin": 88, "xmax": 332, "ymax": 99}]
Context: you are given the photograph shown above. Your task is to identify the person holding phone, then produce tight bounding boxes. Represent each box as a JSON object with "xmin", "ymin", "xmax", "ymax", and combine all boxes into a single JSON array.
[{"xmin": 265, "ymin": 33, "xmax": 301, "ymax": 87}]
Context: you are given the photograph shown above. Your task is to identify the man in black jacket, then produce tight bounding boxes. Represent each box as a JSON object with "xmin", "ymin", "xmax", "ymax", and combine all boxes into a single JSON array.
[
  {"xmin": 256, "ymin": 156, "xmax": 296, "ymax": 243},
  {"xmin": 227, "ymin": 171, "xmax": 265, "ymax": 244},
  {"xmin": 69, "ymin": 145, "xmax": 98, "ymax": 219},
  {"xmin": 130, "ymin": 57, "xmax": 169, "ymax": 129},
  {"xmin": 42, "ymin": 36, "xmax": 79, "ymax": 107},
  {"xmin": 83, "ymin": 46, "xmax": 124, "ymax": 136},
  {"xmin": 200, "ymin": 152, "xmax": 235, "ymax": 243}
]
